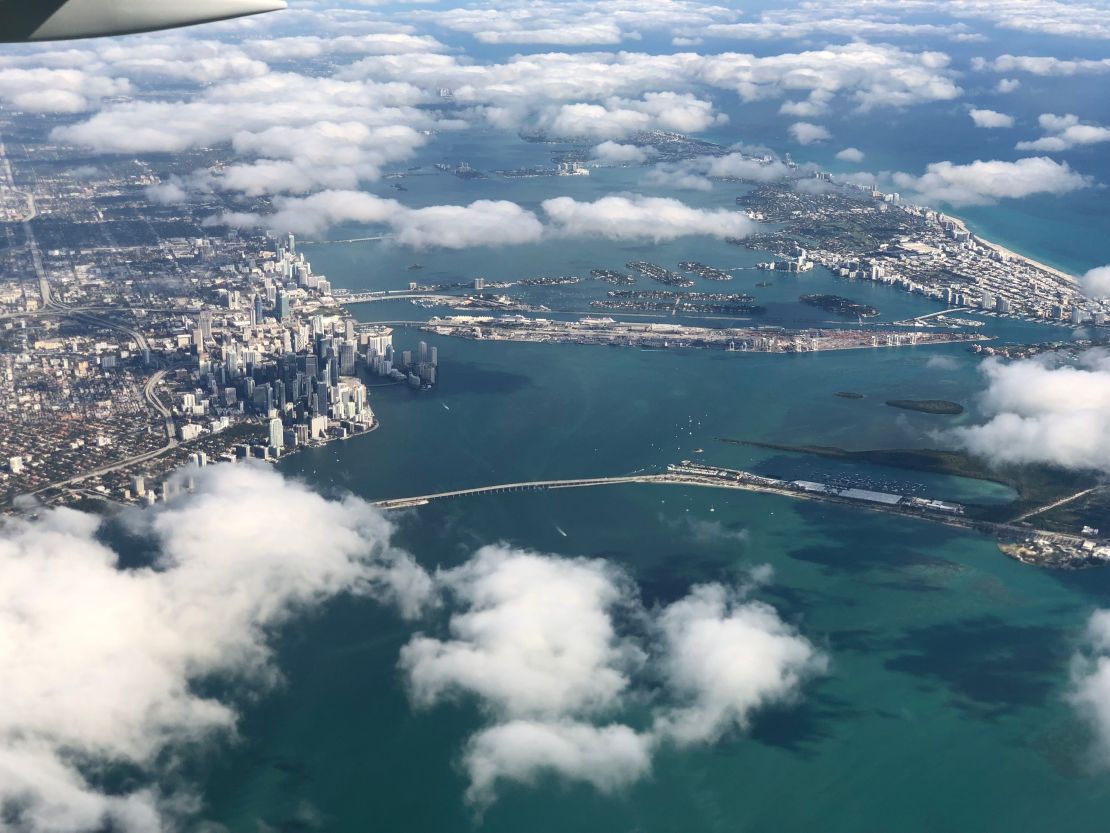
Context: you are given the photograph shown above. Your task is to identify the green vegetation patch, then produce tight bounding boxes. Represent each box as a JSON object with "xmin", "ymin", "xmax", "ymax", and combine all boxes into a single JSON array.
[{"xmin": 885, "ymin": 399, "xmax": 964, "ymax": 415}]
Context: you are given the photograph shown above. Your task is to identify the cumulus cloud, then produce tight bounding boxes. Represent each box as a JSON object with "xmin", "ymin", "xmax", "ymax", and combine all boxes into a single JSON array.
[
  {"xmin": 224, "ymin": 191, "xmax": 758, "ymax": 244},
  {"xmin": 400, "ymin": 548, "xmax": 824, "ymax": 805},
  {"xmin": 975, "ymin": 54, "xmax": 1110, "ymax": 76},
  {"xmin": 401, "ymin": 547, "xmax": 640, "ymax": 719},
  {"xmin": 541, "ymin": 194, "xmax": 758, "ymax": 241},
  {"xmin": 411, "ymin": 0, "xmax": 735, "ymax": 45},
  {"xmin": 951, "ymin": 352, "xmax": 1110, "ymax": 471},
  {"xmin": 463, "ymin": 721, "xmax": 653, "ymax": 804},
  {"xmin": 0, "ymin": 464, "xmax": 430, "ymax": 832},
  {"xmin": 221, "ymin": 190, "xmax": 545, "ymax": 246},
  {"xmin": 652, "ymin": 583, "xmax": 828, "ymax": 745},
  {"xmin": 704, "ymin": 153, "xmax": 792, "ymax": 181},
  {"xmin": 645, "ymin": 164, "xmax": 715, "ymax": 191},
  {"xmin": 535, "ymin": 92, "xmax": 726, "ymax": 141},
  {"xmin": 1071, "ymin": 610, "xmax": 1110, "ymax": 761},
  {"xmin": 789, "ymin": 122, "xmax": 831, "ymax": 145},
  {"xmin": 1016, "ymin": 113, "xmax": 1110, "ymax": 152},
  {"xmin": 836, "ymin": 147, "xmax": 866, "ymax": 163},
  {"xmin": 52, "ymin": 71, "xmax": 435, "ymax": 198},
  {"xmin": 997, "ymin": 78, "xmax": 1022, "ymax": 93},
  {"xmin": 644, "ymin": 153, "xmax": 791, "ymax": 191},
  {"xmin": 0, "ymin": 67, "xmax": 129, "ymax": 113},
  {"xmin": 969, "ymin": 108, "xmax": 1015, "ymax": 128},
  {"xmin": 1082, "ymin": 266, "xmax": 1110, "ymax": 298},
  {"xmin": 892, "ymin": 157, "xmax": 1092, "ymax": 206},
  {"xmin": 591, "ymin": 141, "xmax": 651, "ymax": 164}
]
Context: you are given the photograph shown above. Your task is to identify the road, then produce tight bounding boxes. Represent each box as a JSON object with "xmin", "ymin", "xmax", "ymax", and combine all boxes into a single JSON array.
[
  {"xmin": 371, "ymin": 467, "xmax": 1097, "ymax": 555},
  {"xmin": 25, "ymin": 369, "xmax": 178, "ymax": 499},
  {"xmin": 1012, "ymin": 486, "xmax": 1102, "ymax": 523},
  {"xmin": 373, "ymin": 475, "xmax": 665, "ymax": 508}
]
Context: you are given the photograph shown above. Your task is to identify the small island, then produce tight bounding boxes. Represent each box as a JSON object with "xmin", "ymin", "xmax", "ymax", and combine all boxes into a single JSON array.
[
  {"xmin": 885, "ymin": 399, "xmax": 964, "ymax": 415},
  {"xmin": 799, "ymin": 294, "xmax": 879, "ymax": 317},
  {"xmin": 834, "ymin": 391, "xmax": 865, "ymax": 399}
]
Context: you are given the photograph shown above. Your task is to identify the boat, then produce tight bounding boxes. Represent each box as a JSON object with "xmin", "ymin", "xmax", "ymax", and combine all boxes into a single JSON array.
[{"xmin": 442, "ymin": 402, "xmax": 450, "ymax": 410}]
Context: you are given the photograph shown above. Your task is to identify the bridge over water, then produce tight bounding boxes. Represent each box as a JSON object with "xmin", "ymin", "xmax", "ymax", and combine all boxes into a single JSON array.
[{"xmin": 372, "ymin": 474, "xmax": 669, "ymax": 508}]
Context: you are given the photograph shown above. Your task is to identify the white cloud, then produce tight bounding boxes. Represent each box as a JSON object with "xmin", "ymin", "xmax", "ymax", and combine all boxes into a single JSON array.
[
  {"xmin": 969, "ymin": 108, "xmax": 1015, "ymax": 128},
  {"xmin": 951, "ymin": 352, "xmax": 1110, "ymax": 471},
  {"xmin": 221, "ymin": 190, "xmax": 546, "ymax": 246},
  {"xmin": 412, "ymin": 0, "xmax": 736, "ymax": 45},
  {"xmin": 694, "ymin": 10, "xmax": 976, "ymax": 43},
  {"xmin": 591, "ymin": 141, "xmax": 651, "ymax": 164},
  {"xmin": 223, "ymin": 191, "xmax": 758, "ymax": 244},
  {"xmin": 0, "ymin": 67, "xmax": 129, "ymax": 113},
  {"xmin": 535, "ymin": 92, "xmax": 727, "ymax": 141},
  {"xmin": 239, "ymin": 31, "xmax": 446, "ymax": 59},
  {"xmin": 815, "ymin": 0, "xmax": 1110, "ymax": 42},
  {"xmin": 1071, "ymin": 610, "xmax": 1110, "ymax": 762},
  {"xmin": 463, "ymin": 721, "xmax": 653, "ymax": 805},
  {"xmin": 541, "ymin": 194, "xmax": 758, "ymax": 241},
  {"xmin": 1016, "ymin": 113, "xmax": 1110, "ymax": 152},
  {"xmin": 705, "ymin": 153, "xmax": 792, "ymax": 181},
  {"xmin": 0, "ymin": 464, "xmax": 430, "ymax": 832},
  {"xmin": 892, "ymin": 157, "xmax": 1091, "ymax": 206},
  {"xmin": 652, "ymin": 583, "xmax": 828, "ymax": 745},
  {"xmin": 836, "ymin": 147, "xmax": 865, "ymax": 163},
  {"xmin": 400, "ymin": 548, "xmax": 823, "ymax": 805},
  {"xmin": 401, "ymin": 546, "xmax": 640, "ymax": 719},
  {"xmin": 1082, "ymin": 266, "xmax": 1110, "ymax": 298},
  {"xmin": 977, "ymin": 54, "xmax": 1110, "ymax": 76},
  {"xmin": 788, "ymin": 122, "xmax": 831, "ymax": 145},
  {"xmin": 644, "ymin": 152, "xmax": 791, "ymax": 191},
  {"xmin": 997, "ymin": 78, "xmax": 1022, "ymax": 93},
  {"xmin": 645, "ymin": 164, "xmax": 715, "ymax": 191}
]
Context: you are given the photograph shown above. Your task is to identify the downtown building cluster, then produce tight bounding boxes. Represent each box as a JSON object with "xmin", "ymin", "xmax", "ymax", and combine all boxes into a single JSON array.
[{"xmin": 175, "ymin": 233, "xmax": 438, "ymax": 463}]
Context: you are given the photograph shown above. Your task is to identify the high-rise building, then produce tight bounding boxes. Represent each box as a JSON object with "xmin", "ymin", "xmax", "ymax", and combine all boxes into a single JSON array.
[
  {"xmin": 339, "ymin": 342, "xmax": 357, "ymax": 375},
  {"xmin": 276, "ymin": 289, "xmax": 291, "ymax": 321},
  {"xmin": 287, "ymin": 232, "xmax": 296, "ymax": 254},
  {"xmin": 269, "ymin": 416, "xmax": 284, "ymax": 449},
  {"xmin": 418, "ymin": 341, "xmax": 428, "ymax": 364},
  {"xmin": 430, "ymin": 346, "xmax": 438, "ymax": 367},
  {"xmin": 130, "ymin": 474, "xmax": 146, "ymax": 497},
  {"xmin": 252, "ymin": 294, "xmax": 264, "ymax": 326}
]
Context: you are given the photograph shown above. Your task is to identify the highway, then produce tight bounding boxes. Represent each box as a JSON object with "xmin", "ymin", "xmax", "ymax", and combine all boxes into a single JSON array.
[
  {"xmin": 26, "ymin": 370, "xmax": 178, "ymax": 499},
  {"xmin": 373, "ymin": 475, "xmax": 666, "ymax": 508},
  {"xmin": 372, "ymin": 467, "xmax": 1098, "ymax": 558}
]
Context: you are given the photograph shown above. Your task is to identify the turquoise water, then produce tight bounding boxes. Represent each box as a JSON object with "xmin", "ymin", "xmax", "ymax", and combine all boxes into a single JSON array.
[
  {"xmin": 200, "ymin": 110, "xmax": 1110, "ymax": 832},
  {"xmin": 199, "ymin": 329, "xmax": 1110, "ymax": 832}
]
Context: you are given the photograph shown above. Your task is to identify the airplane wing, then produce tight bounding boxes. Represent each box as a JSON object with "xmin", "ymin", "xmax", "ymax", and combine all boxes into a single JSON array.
[{"xmin": 0, "ymin": 0, "xmax": 286, "ymax": 42}]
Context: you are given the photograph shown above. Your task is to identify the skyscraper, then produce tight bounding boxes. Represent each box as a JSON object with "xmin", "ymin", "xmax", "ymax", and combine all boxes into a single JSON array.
[
  {"xmin": 276, "ymin": 289, "xmax": 291, "ymax": 321},
  {"xmin": 339, "ymin": 342, "xmax": 356, "ymax": 375},
  {"xmin": 269, "ymin": 416, "xmax": 284, "ymax": 450}
]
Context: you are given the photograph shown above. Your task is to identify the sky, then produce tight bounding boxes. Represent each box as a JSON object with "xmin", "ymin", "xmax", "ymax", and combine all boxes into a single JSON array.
[{"xmin": 4, "ymin": 1, "xmax": 1110, "ymax": 829}]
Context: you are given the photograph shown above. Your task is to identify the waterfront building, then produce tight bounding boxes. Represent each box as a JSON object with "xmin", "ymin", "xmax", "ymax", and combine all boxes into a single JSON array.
[{"xmin": 268, "ymin": 416, "xmax": 284, "ymax": 450}]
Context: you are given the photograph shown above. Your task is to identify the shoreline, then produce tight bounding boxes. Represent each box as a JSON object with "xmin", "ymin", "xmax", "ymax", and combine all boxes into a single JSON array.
[{"xmin": 946, "ymin": 214, "xmax": 1078, "ymax": 285}]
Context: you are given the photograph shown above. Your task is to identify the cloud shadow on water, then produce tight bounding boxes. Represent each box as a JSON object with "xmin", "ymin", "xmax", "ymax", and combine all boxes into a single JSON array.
[{"xmin": 884, "ymin": 616, "xmax": 1071, "ymax": 718}]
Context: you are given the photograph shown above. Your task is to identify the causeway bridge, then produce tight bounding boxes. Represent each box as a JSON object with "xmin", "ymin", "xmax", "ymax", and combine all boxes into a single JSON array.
[{"xmin": 372, "ymin": 474, "xmax": 667, "ymax": 508}]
